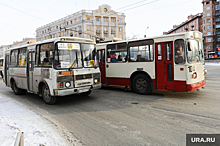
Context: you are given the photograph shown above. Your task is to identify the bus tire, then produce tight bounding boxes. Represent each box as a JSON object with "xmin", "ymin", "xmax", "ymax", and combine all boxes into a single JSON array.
[
  {"xmin": 22, "ymin": 89, "xmax": 27, "ymax": 94},
  {"xmin": 79, "ymin": 90, "xmax": 91, "ymax": 96},
  {"xmin": 42, "ymin": 85, "xmax": 57, "ymax": 105},
  {"xmin": 13, "ymin": 81, "xmax": 23, "ymax": 95},
  {"xmin": 132, "ymin": 74, "xmax": 152, "ymax": 95},
  {"xmin": 0, "ymin": 71, "xmax": 3, "ymax": 78}
]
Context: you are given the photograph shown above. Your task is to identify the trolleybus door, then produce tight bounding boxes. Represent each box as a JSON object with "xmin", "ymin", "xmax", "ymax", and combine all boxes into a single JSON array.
[
  {"xmin": 98, "ymin": 49, "xmax": 106, "ymax": 84},
  {"xmin": 156, "ymin": 42, "xmax": 174, "ymax": 90},
  {"xmin": 28, "ymin": 51, "xmax": 34, "ymax": 91}
]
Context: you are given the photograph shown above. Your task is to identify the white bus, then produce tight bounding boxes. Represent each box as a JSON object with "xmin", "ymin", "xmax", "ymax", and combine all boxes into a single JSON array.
[
  {"xmin": 97, "ymin": 31, "xmax": 206, "ymax": 94},
  {"xmin": 4, "ymin": 37, "xmax": 101, "ymax": 104},
  {"xmin": 0, "ymin": 58, "xmax": 3, "ymax": 78}
]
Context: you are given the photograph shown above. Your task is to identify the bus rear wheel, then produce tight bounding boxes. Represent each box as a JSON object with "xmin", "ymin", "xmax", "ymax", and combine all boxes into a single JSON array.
[
  {"xmin": 132, "ymin": 74, "xmax": 152, "ymax": 95},
  {"xmin": 13, "ymin": 81, "xmax": 23, "ymax": 95},
  {"xmin": 42, "ymin": 85, "xmax": 57, "ymax": 105}
]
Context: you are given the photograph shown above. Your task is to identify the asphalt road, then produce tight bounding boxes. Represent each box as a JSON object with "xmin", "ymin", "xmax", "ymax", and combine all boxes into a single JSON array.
[{"xmin": 0, "ymin": 65, "xmax": 219, "ymax": 146}]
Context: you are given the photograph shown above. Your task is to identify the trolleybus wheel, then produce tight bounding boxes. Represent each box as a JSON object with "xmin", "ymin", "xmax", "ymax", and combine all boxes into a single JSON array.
[
  {"xmin": 79, "ymin": 90, "xmax": 91, "ymax": 96},
  {"xmin": 42, "ymin": 85, "xmax": 57, "ymax": 105},
  {"xmin": 13, "ymin": 81, "xmax": 23, "ymax": 95},
  {"xmin": 0, "ymin": 71, "xmax": 3, "ymax": 78},
  {"xmin": 132, "ymin": 74, "xmax": 151, "ymax": 95}
]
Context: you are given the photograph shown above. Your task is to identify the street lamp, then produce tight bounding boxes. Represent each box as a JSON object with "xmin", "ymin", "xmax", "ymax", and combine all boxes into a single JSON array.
[{"xmin": 144, "ymin": 26, "xmax": 149, "ymax": 38}]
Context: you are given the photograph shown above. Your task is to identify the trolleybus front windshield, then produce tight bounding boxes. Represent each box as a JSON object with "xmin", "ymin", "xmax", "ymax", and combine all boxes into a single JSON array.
[{"xmin": 187, "ymin": 40, "xmax": 201, "ymax": 63}]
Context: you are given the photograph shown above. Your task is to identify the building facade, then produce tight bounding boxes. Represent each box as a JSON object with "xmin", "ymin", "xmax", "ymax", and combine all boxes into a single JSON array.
[
  {"xmin": 202, "ymin": 0, "xmax": 220, "ymax": 58},
  {"xmin": 36, "ymin": 4, "xmax": 126, "ymax": 41},
  {"xmin": 0, "ymin": 45, "xmax": 8, "ymax": 59},
  {"xmin": 163, "ymin": 13, "xmax": 203, "ymax": 35}
]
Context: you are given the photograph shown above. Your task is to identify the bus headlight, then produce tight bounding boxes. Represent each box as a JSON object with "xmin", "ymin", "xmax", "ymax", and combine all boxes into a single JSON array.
[
  {"xmin": 94, "ymin": 78, "xmax": 98, "ymax": 84},
  {"xmin": 65, "ymin": 81, "xmax": 71, "ymax": 87}
]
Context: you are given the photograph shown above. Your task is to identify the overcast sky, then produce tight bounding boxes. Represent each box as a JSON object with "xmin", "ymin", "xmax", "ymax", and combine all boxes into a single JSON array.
[{"xmin": 0, "ymin": 0, "xmax": 202, "ymax": 45}]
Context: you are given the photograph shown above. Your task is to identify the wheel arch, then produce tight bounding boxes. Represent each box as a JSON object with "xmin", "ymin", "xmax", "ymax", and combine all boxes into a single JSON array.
[
  {"xmin": 38, "ymin": 80, "xmax": 50, "ymax": 97},
  {"xmin": 129, "ymin": 71, "xmax": 154, "ymax": 91}
]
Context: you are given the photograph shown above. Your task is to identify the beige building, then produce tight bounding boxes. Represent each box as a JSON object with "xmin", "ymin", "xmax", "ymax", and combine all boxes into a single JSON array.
[
  {"xmin": 0, "ymin": 45, "xmax": 8, "ymax": 59},
  {"xmin": 36, "ymin": 4, "xmax": 126, "ymax": 42}
]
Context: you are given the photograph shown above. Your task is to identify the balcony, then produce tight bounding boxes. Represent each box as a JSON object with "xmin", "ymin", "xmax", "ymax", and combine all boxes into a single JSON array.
[
  {"xmin": 96, "ymin": 30, "xmax": 100, "ymax": 33},
  {"xmin": 111, "ymin": 30, "xmax": 115, "ymax": 33},
  {"xmin": 104, "ymin": 30, "xmax": 108, "ymax": 33}
]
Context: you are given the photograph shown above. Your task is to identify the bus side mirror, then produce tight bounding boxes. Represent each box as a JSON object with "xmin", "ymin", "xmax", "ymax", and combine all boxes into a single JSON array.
[{"xmin": 187, "ymin": 42, "xmax": 191, "ymax": 51}]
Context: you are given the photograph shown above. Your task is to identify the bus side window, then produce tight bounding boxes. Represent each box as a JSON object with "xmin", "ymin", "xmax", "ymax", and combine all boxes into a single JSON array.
[
  {"xmin": 10, "ymin": 50, "xmax": 18, "ymax": 66},
  {"xmin": 18, "ymin": 48, "xmax": 27, "ymax": 66},
  {"xmin": 39, "ymin": 43, "xmax": 54, "ymax": 66}
]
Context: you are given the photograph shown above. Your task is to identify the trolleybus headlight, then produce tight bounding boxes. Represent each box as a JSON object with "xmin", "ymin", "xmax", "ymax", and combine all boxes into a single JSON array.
[
  {"xmin": 94, "ymin": 78, "xmax": 98, "ymax": 84},
  {"xmin": 192, "ymin": 72, "xmax": 197, "ymax": 79},
  {"xmin": 65, "ymin": 81, "xmax": 71, "ymax": 87}
]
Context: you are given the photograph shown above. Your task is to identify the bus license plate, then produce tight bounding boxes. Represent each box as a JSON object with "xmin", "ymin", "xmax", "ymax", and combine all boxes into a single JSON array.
[{"xmin": 79, "ymin": 89, "xmax": 89, "ymax": 93}]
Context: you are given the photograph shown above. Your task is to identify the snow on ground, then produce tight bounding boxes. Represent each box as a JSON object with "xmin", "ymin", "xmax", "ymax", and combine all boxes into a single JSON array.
[
  {"xmin": 0, "ymin": 95, "xmax": 70, "ymax": 146},
  {"xmin": 205, "ymin": 62, "xmax": 220, "ymax": 66}
]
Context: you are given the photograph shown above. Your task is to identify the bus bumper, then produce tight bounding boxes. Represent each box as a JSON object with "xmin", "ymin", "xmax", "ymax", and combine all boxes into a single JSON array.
[
  {"xmin": 187, "ymin": 79, "xmax": 206, "ymax": 92},
  {"xmin": 53, "ymin": 83, "xmax": 102, "ymax": 96}
]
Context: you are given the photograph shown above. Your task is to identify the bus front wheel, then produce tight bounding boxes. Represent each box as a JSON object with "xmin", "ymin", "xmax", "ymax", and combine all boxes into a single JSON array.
[
  {"xmin": 132, "ymin": 74, "xmax": 152, "ymax": 95},
  {"xmin": 42, "ymin": 85, "xmax": 57, "ymax": 105},
  {"xmin": 13, "ymin": 81, "xmax": 23, "ymax": 95}
]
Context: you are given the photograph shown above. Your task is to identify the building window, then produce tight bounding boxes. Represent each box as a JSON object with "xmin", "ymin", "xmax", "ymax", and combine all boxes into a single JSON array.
[
  {"xmin": 97, "ymin": 33, "xmax": 100, "ymax": 36},
  {"xmin": 207, "ymin": 32, "xmax": 211, "ymax": 35},
  {"xmin": 112, "ymin": 34, "xmax": 114, "ymax": 37},
  {"xmin": 87, "ymin": 17, "xmax": 90, "ymax": 20},
  {"xmin": 75, "ymin": 34, "xmax": 77, "ymax": 37},
  {"xmin": 216, "ymin": 4, "xmax": 220, "ymax": 10},
  {"xmin": 119, "ymin": 28, "xmax": 122, "ymax": 32},
  {"xmin": 207, "ymin": 13, "xmax": 210, "ymax": 16},
  {"xmin": 96, "ymin": 18, "xmax": 99, "ymax": 21},
  {"xmin": 216, "ymin": 18, "xmax": 220, "ymax": 22},
  {"xmin": 104, "ymin": 34, "xmax": 107, "ymax": 37},
  {"xmin": 71, "ymin": 20, "xmax": 72, "ymax": 24},
  {"xmin": 79, "ymin": 17, "xmax": 81, "ymax": 21},
  {"xmin": 207, "ymin": 6, "xmax": 210, "ymax": 10},
  {"xmin": 118, "ymin": 19, "xmax": 121, "ymax": 22},
  {"xmin": 88, "ymin": 34, "xmax": 90, "ymax": 38},
  {"xmin": 67, "ymin": 30, "xmax": 69, "ymax": 34},
  {"xmin": 97, "ymin": 26, "xmax": 100, "ymax": 31},
  {"xmin": 207, "ymin": 38, "xmax": 212, "ymax": 42},
  {"xmin": 88, "ymin": 26, "xmax": 90, "ymax": 30},
  {"xmin": 104, "ymin": 18, "xmax": 106, "ymax": 22},
  {"xmin": 196, "ymin": 26, "xmax": 197, "ymax": 30},
  {"xmin": 104, "ymin": 27, "xmax": 107, "ymax": 31},
  {"xmin": 111, "ymin": 19, "xmax": 114, "ymax": 22},
  {"xmin": 119, "ymin": 34, "xmax": 122, "ymax": 38},
  {"xmin": 207, "ymin": 25, "xmax": 211, "ymax": 29},
  {"xmin": 216, "ymin": 24, "xmax": 220, "ymax": 28},
  {"xmin": 207, "ymin": 19, "xmax": 211, "ymax": 23},
  {"xmin": 75, "ymin": 19, "xmax": 77, "ymax": 23},
  {"xmin": 80, "ymin": 34, "xmax": 82, "ymax": 38},
  {"xmin": 195, "ymin": 20, "xmax": 197, "ymax": 24},
  {"xmin": 216, "ymin": 12, "xmax": 220, "ymax": 16}
]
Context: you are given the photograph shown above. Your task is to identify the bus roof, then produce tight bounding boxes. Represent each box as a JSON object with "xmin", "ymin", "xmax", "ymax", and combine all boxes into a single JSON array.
[
  {"xmin": 6, "ymin": 37, "xmax": 95, "ymax": 51},
  {"xmin": 97, "ymin": 31, "xmax": 202, "ymax": 46}
]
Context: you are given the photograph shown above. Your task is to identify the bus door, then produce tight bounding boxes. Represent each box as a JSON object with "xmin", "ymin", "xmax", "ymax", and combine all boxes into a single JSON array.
[
  {"xmin": 27, "ymin": 51, "xmax": 35, "ymax": 91},
  {"xmin": 156, "ymin": 42, "xmax": 174, "ymax": 90},
  {"xmin": 4, "ymin": 55, "xmax": 9, "ymax": 86},
  {"xmin": 97, "ymin": 49, "xmax": 106, "ymax": 84}
]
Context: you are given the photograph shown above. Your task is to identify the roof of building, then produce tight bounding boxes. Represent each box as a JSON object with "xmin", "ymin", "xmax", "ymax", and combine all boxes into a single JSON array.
[{"xmin": 165, "ymin": 13, "xmax": 202, "ymax": 35}]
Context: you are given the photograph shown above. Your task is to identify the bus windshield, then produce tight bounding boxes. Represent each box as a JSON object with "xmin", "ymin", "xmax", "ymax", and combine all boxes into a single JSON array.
[
  {"xmin": 54, "ymin": 43, "xmax": 83, "ymax": 69},
  {"xmin": 81, "ymin": 44, "xmax": 98, "ymax": 67},
  {"xmin": 187, "ymin": 40, "xmax": 200, "ymax": 63}
]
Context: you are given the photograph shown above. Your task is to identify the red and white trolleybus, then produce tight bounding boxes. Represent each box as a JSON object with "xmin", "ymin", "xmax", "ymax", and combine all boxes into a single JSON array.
[{"xmin": 97, "ymin": 31, "xmax": 206, "ymax": 94}]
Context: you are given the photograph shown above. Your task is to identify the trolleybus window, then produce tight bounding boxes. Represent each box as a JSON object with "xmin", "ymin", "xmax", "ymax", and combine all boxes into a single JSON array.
[
  {"xmin": 166, "ymin": 43, "xmax": 172, "ymax": 61},
  {"xmin": 54, "ymin": 42, "xmax": 83, "ymax": 69},
  {"xmin": 157, "ymin": 44, "xmax": 162, "ymax": 61},
  {"xmin": 18, "ymin": 48, "xmax": 27, "ymax": 66},
  {"xmin": 81, "ymin": 44, "xmax": 98, "ymax": 67},
  {"xmin": 174, "ymin": 39, "xmax": 185, "ymax": 64},
  {"xmin": 187, "ymin": 40, "xmax": 200, "ymax": 63},
  {"xmin": 107, "ymin": 43, "xmax": 127, "ymax": 63},
  {"xmin": 199, "ymin": 41, "xmax": 204, "ymax": 62},
  {"xmin": 128, "ymin": 40, "xmax": 154, "ymax": 62},
  {"xmin": 10, "ymin": 50, "xmax": 18, "ymax": 66}
]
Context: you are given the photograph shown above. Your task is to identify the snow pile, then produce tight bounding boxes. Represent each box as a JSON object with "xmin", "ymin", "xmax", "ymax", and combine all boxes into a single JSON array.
[{"xmin": 0, "ymin": 95, "xmax": 70, "ymax": 146}]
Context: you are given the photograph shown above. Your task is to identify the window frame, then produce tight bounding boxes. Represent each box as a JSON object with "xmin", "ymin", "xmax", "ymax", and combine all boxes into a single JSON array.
[{"xmin": 106, "ymin": 42, "xmax": 127, "ymax": 63}]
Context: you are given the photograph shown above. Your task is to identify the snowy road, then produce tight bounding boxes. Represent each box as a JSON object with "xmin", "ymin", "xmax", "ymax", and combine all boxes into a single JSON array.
[{"xmin": 0, "ymin": 79, "xmax": 72, "ymax": 146}]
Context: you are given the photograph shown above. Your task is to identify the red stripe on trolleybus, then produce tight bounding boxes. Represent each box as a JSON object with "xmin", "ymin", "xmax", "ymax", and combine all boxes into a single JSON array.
[{"xmin": 187, "ymin": 79, "xmax": 206, "ymax": 91}]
